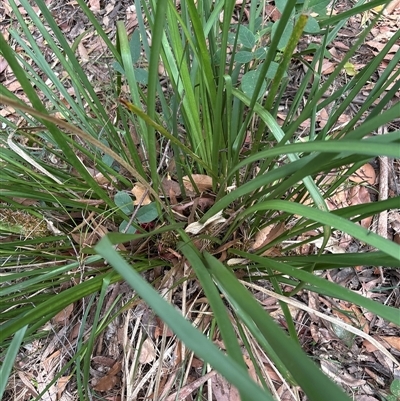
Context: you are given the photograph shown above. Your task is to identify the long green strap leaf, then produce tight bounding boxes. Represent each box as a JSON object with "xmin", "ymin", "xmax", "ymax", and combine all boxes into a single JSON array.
[
  {"xmin": 94, "ymin": 236, "xmax": 274, "ymax": 401},
  {"xmin": 234, "ymin": 250, "xmax": 400, "ymax": 324},
  {"xmin": 241, "ymin": 200, "xmax": 400, "ymax": 260},
  {"xmin": 0, "ymin": 326, "xmax": 28, "ymax": 399},
  {"xmin": 205, "ymin": 253, "xmax": 352, "ymax": 401}
]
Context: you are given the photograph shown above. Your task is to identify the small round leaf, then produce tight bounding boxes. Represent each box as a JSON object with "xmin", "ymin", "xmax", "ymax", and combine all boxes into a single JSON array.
[
  {"xmin": 237, "ymin": 25, "xmax": 256, "ymax": 49},
  {"xmin": 114, "ymin": 191, "xmax": 134, "ymax": 215},
  {"xmin": 136, "ymin": 203, "xmax": 158, "ymax": 223}
]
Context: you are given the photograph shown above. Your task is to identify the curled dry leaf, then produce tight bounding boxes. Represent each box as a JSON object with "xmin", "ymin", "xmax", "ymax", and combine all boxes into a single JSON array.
[
  {"xmin": 161, "ymin": 177, "xmax": 181, "ymax": 196},
  {"xmin": 350, "ymin": 163, "xmax": 376, "ymax": 185},
  {"xmin": 131, "ymin": 183, "xmax": 151, "ymax": 205},
  {"xmin": 139, "ymin": 337, "xmax": 156, "ymax": 364},
  {"xmin": 185, "ymin": 211, "xmax": 226, "ymax": 234},
  {"xmin": 57, "ymin": 376, "xmax": 72, "ymax": 399},
  {"xmin": 318, "ymin": 59, "xmax": 337, "ymax": 75},
  {"xmin": 52, "ymin": 303, "xmax": 74, "ymax": 325},
  {"xmin": 312, "ymin": 237, "xmax": 346, "ymax": 254},
  {"xmin": 172, "ymin": 196, "xmax": 215, "ymax": 215},
  {"xmin": 250, "ymin": 222, "xmax": 286, "ymax": 252},
  {"xmin": 94, "ymin": 171, "xmax": 117, "ymax": 186},
  {"xmin": 227, "ymin": 258, "xmax": 248, "ymax": 266},
  {"xmin": 197, "ymin": 196, "xmax": 215, "ymax": 211},
  {"xmin": 182, "ymin": 174, "xmax": 213, "ymax": 192}
]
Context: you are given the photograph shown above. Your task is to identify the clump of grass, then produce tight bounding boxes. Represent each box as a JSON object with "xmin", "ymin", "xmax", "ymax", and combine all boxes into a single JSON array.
[{"xmin": 0, "ymin": 0, "xmax": 399, "ymax": 400}]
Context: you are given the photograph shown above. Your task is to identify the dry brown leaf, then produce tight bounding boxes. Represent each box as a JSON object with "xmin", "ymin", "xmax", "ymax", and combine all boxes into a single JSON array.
[
  {"xmin": 71, "ymin": 223, "xmax": 112, "ymax": 247},
  {"xmin": 70, "ymin": 231, "xmax": 92, "ymax": 247},
  {"xmin": 93, "ymin": 375, "xmax": 119, "ymax": 392},
  {"xmin": 17, "ymin": 371, "xmax": 39, "ymax": 397},
  {"xmin": 2, "ymin": 1, "xmax": 13, "ymax": 16},
  {"xmin": 126, "ymin": 5, "xmax": 139, "ymax": 32},
  {"xmin": 250, "ymin": 222, "xmax": 286, "ymax": 251},
  {"xmin": 42, "ymin": 350, "xmax": 61, "ymax": 373},
  {"xmin": 0, "ymin": 105, "xmax": 15, "ymax": 117},
  {"xmin": 277, "ymin": 384, "xmax": 296, "ymax": 401},
  {"xmin": 191, "ymin": 357, "xmax": 204, "ymax": 369},
  {"xmin": 328, "ymin": 187, "xmax": 347, "ymax": 208},
  {"xmin": 0, "ymin": 57, "xmax": 8, "ymax": 74},
  {"xmin": 185, "ymin": 211, "xmax": 226, "ymax": 234},
  {"xmin": 366, "ymin": 41, "xmax": 399, "ymax": 53},
  {"xmin": 333, "ymin": 304, "xmax": 369, "ymax": 334},
  {"xmin": 183, "ymin": 174, "xmax": 213, "ymax": 192},
  {"xmin": 363, "ymin": 339, "xmax": 378, "ymax": 352},
  {"xmin": 69, "ymin": 322, "xmax": 81, "ymax": 340},
  {"xmin": 94, "ymin": 171, "xmax": 115, "ymax": 185},
  {"xmin": 154, "ymin": 317, "xmax": 174, "ymax": 338},
  {"xmin": 139, "ymin": 337, "xmax": 156, "ymax": 364},
  {"xmin": 198, "ymin": 196, "xmax": 215, "ymax": 210},
  {"xmin": 347, "ymin": 186, "xmax": 372, "ymax": 228},
  {"xmin": 337, "ymin": 112, "xmax": 352, "ymax": 126},
  {"xmin": 89, "ymin": 0, "xmax": 101, "ymax": 12},
  {"xmin": 318, "ymin": 108, "xmax": 330, "ymax": 128},
  {"xmin": 242, "ymin": 355, "xmax": 261, "ymax": 384},
  {"xmin": 52, "ymin": 303, "xmax": 74, "ymax": 325},
  {"xmin": 380, "ymin": 336, "xmax": 400, "ymax": 351},
  {"xmin": 131, "ymin": 183, "xmax": 151, "ymax": 205},
  {"xmin": 161, "ymin": 177, "xmax": 181, "ymax": 196},
  {"xmin": 350, "ymin": 163, "xmax": 376, "ymax": 185},
  {"xmin": 315, "ymin": 59, "xmax": 337, "ymax": 75},
  {"xmin": 93, "ymin": 361, "xmax": 122, "ymax": 392},
  {"xmin": 350, "ymin": 305, "xmax": 369, "ymax": 334},
  {"xmin": 84, "ymin": 166, "xmax": 116, "ymax": 186},
  {"xmin": 347, "ymin": 186, "xmax": 371, "ymax": 206},
  {"xmin": 265, "ymin": 4, "xmax": 281, "ymax": 21},
  {"xmin": 78, "ymin": 42, "xmax": 89, "ymax": 63},
  {"xmin": 312, "ymin": 236, "xmax": 346, "ymax": 254},
  {"xmin": 92, "ymin": 356, "xmax": 117, "ymax": 367},
  {"xmin": 7, "ymin": 80, "xmax": 22, "ymax": 92},
  {"xmin": 333, "ymin": 41, "xmax": 349, "ymax": 51},
  {"xmin": 57, "ymin": 376, "xmax": 72, "ymax": 399},
  {"xmin": 385, "ymin": 0, "xmax": 400, "ymax": 14},
  {"xmin": 211, "ymin": 373, "xmax": 240, "ymax": 401},
  {"xmin": 299, "ymin": 117, "xmax": 311, "ymax": 129}
]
